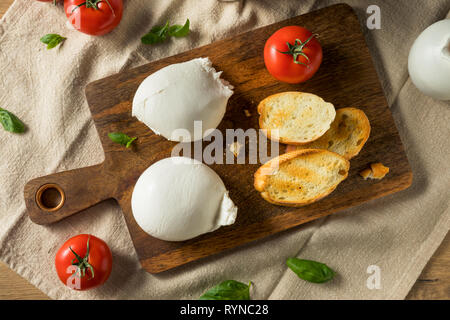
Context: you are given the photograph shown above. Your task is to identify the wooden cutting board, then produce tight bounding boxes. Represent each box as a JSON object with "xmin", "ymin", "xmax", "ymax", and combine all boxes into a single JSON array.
[{"xmin": 24, "ymin": 4, "xmax": 412, "ymax": 273}]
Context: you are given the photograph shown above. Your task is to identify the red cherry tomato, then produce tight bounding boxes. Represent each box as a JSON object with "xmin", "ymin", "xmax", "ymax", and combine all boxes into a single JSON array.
[
  {"xmin": 264, "ymin": 26, "xmax": 323, "ymax": 84},
  {"xmin": 55, "ymin": 234, "xmax": 112, "ymax": 291},
  {"xmin": 64, "ymin": 0, "xmax": 123, "ymax": 36}
]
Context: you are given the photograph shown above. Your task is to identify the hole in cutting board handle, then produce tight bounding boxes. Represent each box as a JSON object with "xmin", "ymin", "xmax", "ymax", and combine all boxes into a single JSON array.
[{"xmin": 35, "ymin": 184, "xmax": 65, "ymax": 212}]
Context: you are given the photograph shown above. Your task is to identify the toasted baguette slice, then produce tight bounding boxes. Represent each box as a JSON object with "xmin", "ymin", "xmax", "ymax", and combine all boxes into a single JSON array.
[
  {"xmin": 254, "ymin": 149, "xmax": 350, "ymax": 207},
  {"xmin": 285, "ymin": 108, "xmax": 371, "ymax": 160},
  {"xmin": 258, "ymin": 92, "xmax": 336, "ymax": 145}
]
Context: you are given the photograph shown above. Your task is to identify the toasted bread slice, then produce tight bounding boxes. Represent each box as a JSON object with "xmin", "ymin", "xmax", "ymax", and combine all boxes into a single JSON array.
[
  {"xmin": 258, "ymin": 92, "xmax": 336, "ymax": 145},
  {"xmin": 254, "ymin": 149, "xmax": 350, "ymax": 207},
  {"xmin": 285, "ymin": 108, "xmax": 371, "ymax": 160}
]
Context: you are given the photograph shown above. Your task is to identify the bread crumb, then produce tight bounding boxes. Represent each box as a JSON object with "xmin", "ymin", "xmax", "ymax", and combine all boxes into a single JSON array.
[
  {"xmin": 244, "ymin": 109, "xmax": 251, "ymax": 117},
  {"xmin": 370, "ymin": 163, "xmax": 389, "ymax": 179},
  {"xmin": 229, "ymin": 141, "xmax": 242, "ymax": 157},
  {"xmin": 359, "ymin": 168, "xmax": 372, "ymax": 180},
  {"xmin": 360, "ymin": 163, "xmax": 389, "ymax": 180}
]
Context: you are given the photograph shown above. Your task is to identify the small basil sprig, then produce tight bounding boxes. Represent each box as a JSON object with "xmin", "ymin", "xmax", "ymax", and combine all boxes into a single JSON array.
[
  {"xmin": 40, "ymin": 34, "xmax": 66, "ymax": 50},
  {"xmin": 0, "ymin": 107, "xmax": 25, "ymax": 133},
  {"xmin": 141, "ymin": 19, "xmax": 190, "ymax": 45},
  {"xmin": 287, "ymin": 258, "xmax": 335, "ymax": 283},
  {"xmin": 108, "ymin": 132, "xmax": 137, "ymax": 148},
  {"xmin": 168, "ymin": 19, "xmax": 190, "ymax": 37},
  {"xmin": 199, "ymin": 280, "xmax": 251, "ymax": 300}
]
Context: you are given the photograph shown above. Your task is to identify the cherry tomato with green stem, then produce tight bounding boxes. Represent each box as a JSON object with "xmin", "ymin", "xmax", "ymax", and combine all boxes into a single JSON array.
[
  {"xmin": 264, "ymin": 26, "xmax": 323, "ymax": 84},
  {"xmin": 64, "ymin": 0, "xmax": 123, "ymax": 36},
  {"xmin": 55, "ymin": 234, "xmax": 113, "ymax": 291}
]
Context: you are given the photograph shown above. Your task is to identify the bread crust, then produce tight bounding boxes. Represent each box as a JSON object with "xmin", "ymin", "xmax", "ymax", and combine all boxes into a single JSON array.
[
  {"xmin": 340, "ymin": 108, "xmax": 371, "ymax": 159},
  {"xmin": 254, "ymin": 149, "xmax": 350, "ymax": 207}
]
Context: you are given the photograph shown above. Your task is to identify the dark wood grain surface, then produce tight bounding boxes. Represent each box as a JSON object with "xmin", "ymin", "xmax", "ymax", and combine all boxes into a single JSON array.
[{"xmin": 23, "ymin": 4, "xmax": 413, "ymax": 273}]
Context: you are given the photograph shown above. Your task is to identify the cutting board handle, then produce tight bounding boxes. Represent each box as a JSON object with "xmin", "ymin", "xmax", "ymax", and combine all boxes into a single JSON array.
[{"xmin": 24, "ymin": 164, "xmax": 114, "ymax": 225}]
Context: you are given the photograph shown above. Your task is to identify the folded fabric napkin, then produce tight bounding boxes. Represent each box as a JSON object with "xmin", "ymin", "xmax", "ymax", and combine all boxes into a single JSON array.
[{"xmin": 0, "ymin": 0, "xmax": 448, "ymax": 299}]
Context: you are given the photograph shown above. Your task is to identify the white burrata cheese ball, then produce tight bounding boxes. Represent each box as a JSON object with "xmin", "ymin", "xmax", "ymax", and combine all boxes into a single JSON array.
[
  {"xmin": 132, "ymin": 57, "xmax": 234, "ymax": 142},
  {"xmin": 131, "ymin": 157, "xmax": 238, "ymax": 241}
]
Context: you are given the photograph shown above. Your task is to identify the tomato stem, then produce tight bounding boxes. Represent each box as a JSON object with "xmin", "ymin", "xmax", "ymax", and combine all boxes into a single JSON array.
[
  {"xmin": 69, "ymin": 235, "xmax": 95, "ymax": 279},
  {"xmin": 278, "ymin": 34, "xmax": 316, "ymax": 66},
  {"xmin": 72, "ymin": 0, "xmax": 115, "ymax": 16}
]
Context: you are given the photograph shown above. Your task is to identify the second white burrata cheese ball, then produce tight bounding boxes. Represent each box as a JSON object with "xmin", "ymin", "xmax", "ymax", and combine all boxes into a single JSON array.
[
  {"xmin": 132, "ymin": 57, "xmax": 234, "ymax": 142},
  {"xmin": 131, "ymin": 157, "xmax": 238, "ymax": 241}
]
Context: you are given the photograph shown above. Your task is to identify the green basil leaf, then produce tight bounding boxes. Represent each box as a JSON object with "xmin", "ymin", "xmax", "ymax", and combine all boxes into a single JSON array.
[
  {"xmin": 286, "ymin": 258, "xmax": 335, "ymax": 283},
  {"xmin": 142, "ymin": 19, "xmax": 190, "ymax": 45},
  {"xmin": 152, "ymin": 21, "xmax": 170, "ymax": 37},
  {"xmin": 141, "ymin": 21, "xmax": 169, "ymax": 44},
  {"xmin": 199, "ymin": 280, "xmax": 251, "ymax": 300},
  {"xmin": 168, "ymin": 19, "xmax": 190, "ymax": 37},
  {"xmin": 141, "ymin": 32, "xmax": 164, "ymax": 45},
  {"xmin": 108, "ymin": 132, "xmax": 137, "ymax": 148},
  {"xmin": 0, "ymin": 108, "xmax": 25, "ymax": 133},
  {"xmin": 40, "ymin": 34, "xmax": 66, "ymax": 50}
]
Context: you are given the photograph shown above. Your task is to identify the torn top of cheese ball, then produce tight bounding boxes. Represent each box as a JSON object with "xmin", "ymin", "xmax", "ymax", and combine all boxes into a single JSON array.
[
  {"xmin": 132, "ymin": 57, "xmax": 234, "ymax": 142},
  {"xmin": 131, "ymin": 157, "xmax": 238, "ymax": 242}
]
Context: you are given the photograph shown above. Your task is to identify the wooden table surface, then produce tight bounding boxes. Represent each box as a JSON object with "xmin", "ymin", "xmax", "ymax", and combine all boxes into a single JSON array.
[{"xmin": 0, "ymin": 0, "xmax": 448, "ymax": 300}]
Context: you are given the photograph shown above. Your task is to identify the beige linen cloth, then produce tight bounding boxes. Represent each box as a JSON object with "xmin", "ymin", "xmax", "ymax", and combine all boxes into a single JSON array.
[{"xmin": 0, "ymin": 0, "xmax": 449, "ymax": 300}]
